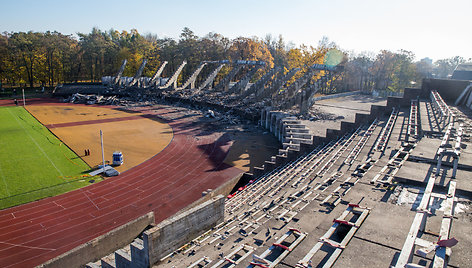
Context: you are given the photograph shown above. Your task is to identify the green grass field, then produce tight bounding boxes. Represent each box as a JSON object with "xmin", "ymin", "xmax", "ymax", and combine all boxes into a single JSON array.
[{"xmin": 0, "ymin": 106, "xmax": 101, "ymax": 209}]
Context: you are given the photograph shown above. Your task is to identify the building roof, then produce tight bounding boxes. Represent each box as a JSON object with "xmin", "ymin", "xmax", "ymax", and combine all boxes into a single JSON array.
[{"xmin": 452, "ymin": 63, "xmax": 472, "ymax": 80}]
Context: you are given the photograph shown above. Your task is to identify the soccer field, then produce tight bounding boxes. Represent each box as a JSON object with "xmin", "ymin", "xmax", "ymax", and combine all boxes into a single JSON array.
[{"xmin": 0, "ymin": 106, "xmax": 98, "ymax": 209}]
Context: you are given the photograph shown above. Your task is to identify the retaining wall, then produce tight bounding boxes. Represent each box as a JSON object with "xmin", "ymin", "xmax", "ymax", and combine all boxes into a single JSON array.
[
  {"xmin": 422, "ymin": 78, "xmax": 471, "ymax": 101},
  {"xmin": 39, "ymin": 212, "xmax": 154, "ymax": 268},
  {"xmin": 143, "ymin": 195, "xmax": 225, "ymax": 265}
]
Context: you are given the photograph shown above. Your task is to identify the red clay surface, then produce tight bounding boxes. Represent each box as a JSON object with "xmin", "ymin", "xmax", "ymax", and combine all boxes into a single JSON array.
[
  {"xmin": 44, "ymin": 114, "xmax": 155, "ymax": 129},
  {"xmin": 0, "ymin": 99, "xmax": 244, "ymax": 267},
  {"xmin": 0, "ymin": 97, "xmax": 59, "ymax": 107}
]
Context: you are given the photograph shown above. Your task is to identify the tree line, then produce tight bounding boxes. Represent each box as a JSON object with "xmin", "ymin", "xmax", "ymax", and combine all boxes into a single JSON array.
[{"xmin": 0, "ymin": 27, "xmax": 468, "ymax": 92}]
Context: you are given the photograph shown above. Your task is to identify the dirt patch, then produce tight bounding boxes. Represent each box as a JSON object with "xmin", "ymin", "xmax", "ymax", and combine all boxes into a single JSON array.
[{"xmin": 27, "ymin": 105, "xmax": 173, "ymax": 172}]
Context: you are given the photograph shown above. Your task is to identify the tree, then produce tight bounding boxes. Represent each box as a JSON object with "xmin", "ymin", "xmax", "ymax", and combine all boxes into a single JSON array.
[
  {"xmin": 78, "ymin": 28, "xmax": 117, "ymax": 81},
  {"xmin": 8, "ymin": 31, "xmax": 45, "ymax": 87},
  {"xmin": 344, "ymin": 52, "xmax": 374, "ymax": 91},
  {"xmin": 228, "ymin": 37, "xmax": 274, "ymax": 68},
  {"xmin": 434, "ymin": 56, "xmax": 466, "ymax": 78}
]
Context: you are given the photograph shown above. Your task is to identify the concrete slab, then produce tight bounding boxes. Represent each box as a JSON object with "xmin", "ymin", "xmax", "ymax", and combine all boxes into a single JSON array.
[
  {"xmin": 419, "ymin": 100, "xmax": 442, "ymax": 133},
  {"xmin": 395, "ymin": 161, "xmax": 472, "ymax": 196},
  {"xmin": 409, "ymin": 136, "xmax": 442, "ymax": 160},
  {"xmin": 449, "ymin": 212, "xmax": 472, "ymax": 267},
  {"xmin": 334, "ymin": 236, "xmax": 399, "ymax": 268}
]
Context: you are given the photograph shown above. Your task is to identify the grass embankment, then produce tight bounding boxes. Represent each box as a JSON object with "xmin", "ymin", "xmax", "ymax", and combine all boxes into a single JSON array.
[{"xmin": 0, "ymin": 106, "xmax": 101, "ymax": 209}]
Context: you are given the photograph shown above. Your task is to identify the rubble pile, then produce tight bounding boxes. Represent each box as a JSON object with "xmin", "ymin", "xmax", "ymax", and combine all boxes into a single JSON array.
[{"xmin": 64, "ymin": 93, "xmax": 120, "ymax": 105}]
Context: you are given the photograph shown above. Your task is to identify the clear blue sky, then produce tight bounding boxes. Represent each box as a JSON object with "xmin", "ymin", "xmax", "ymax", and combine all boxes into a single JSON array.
[{"xmin": 2, "ymin": 0, "xmax": 471, "ymax": 61}]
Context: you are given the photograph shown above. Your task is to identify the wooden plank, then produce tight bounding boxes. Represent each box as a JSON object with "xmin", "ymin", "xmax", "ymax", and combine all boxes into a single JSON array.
[{"xmin": 433, "ymin": 181, "xmax": 456, "ymax": 268}]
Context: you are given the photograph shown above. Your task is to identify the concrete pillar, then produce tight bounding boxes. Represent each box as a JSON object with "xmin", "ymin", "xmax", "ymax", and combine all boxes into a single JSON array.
[
  {"xmin": 436, "ymin": 154, "xmax": 443, "ymax": 175},
  {"xmin": 260, "ymin": 109, "xmax": 265, "ymax": 127},
  {"xmin": 452, "ymin": 157, "xmax": 459, "ymax": 178},
  {"xmin": 265, "ymin": 110, "xmax": 271, "ymax": 129}
]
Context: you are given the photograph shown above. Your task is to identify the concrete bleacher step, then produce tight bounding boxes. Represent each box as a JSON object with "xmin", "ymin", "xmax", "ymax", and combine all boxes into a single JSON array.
[
  {"xmin": 283, "ymin": 142, "xmax": 300, "ymax": 148},
  {"xmin": 278, "ymin": 148, "xmax": 288, "ymax": 155},
  {"xmin": 284, "ymin": 123, "xmax": 305, "ymax": 128},
  {"xmin": 130, "ymin": 238, "xmax": 148, "ymax": 268},
  {"xmin": 284, "ymin": 137, "xmax": 313, "ymax": 144},
  {"xmin": 276, "ymin": 155, "xmax": 288, "ymax": 165},
  {"xmin": 286, "ymin": 128, "xmax": 310, "ymax": 134},
  {"xmin": 85, "ymin": 262, "xmax": 101, "ymax": 268},
  {"xmin": 286, "ymin": 133, "xmax": 312, "ymax": 139},
  {"xmin": 101, "ymin": 258, "xmax": 116, "ymax": 268},
  {"xmin": 114, "ymin": 249, "xmax": 131, "ymax": 268}
]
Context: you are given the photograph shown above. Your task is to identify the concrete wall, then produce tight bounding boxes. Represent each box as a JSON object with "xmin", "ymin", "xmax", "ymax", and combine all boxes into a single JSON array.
[
  {"xmin": 311, "ymin": 90, "xmax": 361, "ymax": 102},
  {"xmin": 38, "ymin": 212, "xmax": 154, "ymax": 268},
  {"xmin": 143, "ymin": 195, "xmax": 225, "ymax": 265},
  {"xmin": 422, "ymin": 78, "xmax": 471, "ymax": 101}
]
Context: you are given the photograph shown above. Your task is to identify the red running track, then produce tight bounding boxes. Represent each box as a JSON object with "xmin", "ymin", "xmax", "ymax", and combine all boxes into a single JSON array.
[{"xmin": 0, "ymin": 101, "xmax": 244, "ymax": 267}]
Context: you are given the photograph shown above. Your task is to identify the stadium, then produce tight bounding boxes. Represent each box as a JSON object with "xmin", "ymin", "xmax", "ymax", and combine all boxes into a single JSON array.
[{"xmin": 0, "ymin": 55, "xmax": 471, "ymax": 268}]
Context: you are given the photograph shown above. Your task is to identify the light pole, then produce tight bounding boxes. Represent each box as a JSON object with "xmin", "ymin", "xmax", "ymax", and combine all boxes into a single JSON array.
[{"xmin": 100, "ymin": 130, "xmax": 105, "ymax": 173}]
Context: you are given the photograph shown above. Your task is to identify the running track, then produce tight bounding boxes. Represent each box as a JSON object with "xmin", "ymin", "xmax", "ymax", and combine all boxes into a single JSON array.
[{"xmin": 0, "ymin": 99, "xmax": 244, "ymax": 267}]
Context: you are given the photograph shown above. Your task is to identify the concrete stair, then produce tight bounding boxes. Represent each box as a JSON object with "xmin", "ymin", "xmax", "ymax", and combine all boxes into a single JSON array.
[{"xmin": 86, "ymin": 238, "xmax": 148, "ymax": 268}]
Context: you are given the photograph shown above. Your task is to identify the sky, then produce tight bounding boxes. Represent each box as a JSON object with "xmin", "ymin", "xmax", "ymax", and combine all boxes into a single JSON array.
[{"xmin": 1, "ymin": 0, "xmax": 471, "ymax": 61}]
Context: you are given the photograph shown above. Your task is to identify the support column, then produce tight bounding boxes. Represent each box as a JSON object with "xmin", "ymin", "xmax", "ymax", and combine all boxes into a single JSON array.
[
  {"xmin": 452, "ymin": 156, "xmax": 459, "ymax": 178},
  {"xmin": 436, "ymin": 154, "xmax": 443, "ymax": 175}
]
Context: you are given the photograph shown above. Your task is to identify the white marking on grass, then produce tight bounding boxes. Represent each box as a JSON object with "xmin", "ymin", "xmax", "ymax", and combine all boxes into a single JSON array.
[
  {"xmin": 0, "ymin": 164, "xmax": 10, "ymax": 196},
  {"xmin": 7, "ymin": 108, "xmax": 64, "ymax": 178}
]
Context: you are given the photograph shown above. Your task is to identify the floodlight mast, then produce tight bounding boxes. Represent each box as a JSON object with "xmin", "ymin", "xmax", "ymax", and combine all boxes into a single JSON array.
[{"xmin": 100, "ymin": 130, "xmax": 105, "ymax": 173}]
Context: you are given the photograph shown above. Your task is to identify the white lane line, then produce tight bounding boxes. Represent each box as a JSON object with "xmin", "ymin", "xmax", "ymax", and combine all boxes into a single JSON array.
[
  {"xmin": 7, "ymin": 108, "xmax": 64, "ymax": 177},
  {"xmin": 0, "ymin": 241, "xmax": 55, "ymax": 251},
  {"xmin": 81, "ymin": 190, "xmax": 99, "ymax": 210}
]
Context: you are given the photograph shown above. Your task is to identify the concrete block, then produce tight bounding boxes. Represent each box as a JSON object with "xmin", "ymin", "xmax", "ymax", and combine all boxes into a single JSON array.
[
  {"xmin": 285, "ymin": 136, "xmax": 313, "ymax": 145},
  {"xmin": 283, "ymin": 142, "xmax": 300, "ymax": 149},
  {"xmin": 101, "ymin": 259, "xmax": 116, "ymax": 268},
  {"xmin": 286, "ymin": 148, "xmax": 300, "ymax": 161},
  {"xmin": 355, "ymin": 113, "xmax": 370, "ymax": 124},
  {"xmin": 283, "ymin": 123, "xmax": 306, "ymax": 128},
  {"xmin": 278, "ymin": 148, "xmax": 289, "ymax": 156},
  {"xmin": 264, "ymin": 161, "xmax": 276, "ymax": 172},
  {"xmin": 37, "ymin": 212, "xmax": 154, "ymax": 268},
  {"xmin": 115, "ymin": 249, "xmax": 131, "ymax": 268},
  {"xmin": 143, "ymin": 195, "xmax": 225, "ymax": 265},
  {"xmin": 312, "ymin": 135, "xmax": 327, "ymax": 145},
  {"xmin": 285, "ymin": 133, "xmax": 312, "ymax": 139},
  {"xmin": 285, "ymin": 128, "xmax": 310, "ymax": 134},
  {"xmin": 276, "ymin": 154, "xmax": 288, "ymax": 166},
  {"xmin": 253, "ymin": 166, "xmax": 265, "ymax": 177},
  {"xmin": 340, "ymin": 121, "xmax": 356, "ymax": 133},
  {"xmin": 387, "ymin": 96, "xmax": 402, "ymax": 108},
  {"xmin": 300, "ymin": 142, "xmax": 316, "ymax": 153},
  {"xmin": 422, "ymin": 78, "xmax": 470, "ymax": 101},
  {"xmin": 326, "ymin": 128, "xmax": 341, "ymax": 139},
  {"xmin": 130, "ymin": 239, "xmax": 148, "ymax": 268}
]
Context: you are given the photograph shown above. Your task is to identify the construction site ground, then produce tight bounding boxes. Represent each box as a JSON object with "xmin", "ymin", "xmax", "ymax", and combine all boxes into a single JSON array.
[
  {"xmin": 303, "ymin": 94, "xmax": 387, "ymax": 137},
  {"xmin": 27, "ymin": 105, "xmax": 174, "ymax": 173},
  {"xmin": 159, "ymin": 96, "xmax": 472, "ymax": 268}
]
